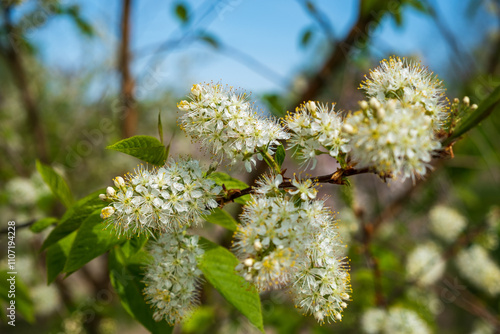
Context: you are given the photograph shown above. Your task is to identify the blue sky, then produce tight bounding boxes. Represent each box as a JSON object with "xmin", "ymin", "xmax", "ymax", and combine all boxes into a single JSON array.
[{"xmin": 17, "ymin": 0, "xmax": 499, "ymax": 96}]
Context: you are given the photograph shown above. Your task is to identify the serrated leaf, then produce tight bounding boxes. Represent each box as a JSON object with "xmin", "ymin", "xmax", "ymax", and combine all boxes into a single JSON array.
[
  {"xmin": 208, "ymin": 172, "xmax": 250, "ymax": 204},
  {"xmin": 109, "ymin": 246, "xmax": 174, "ymax": 334},
  {"xmin": 46, "ymin": 232, "xmax": 76, "ymax": 283},
  {"xmin": 41, "ymin": 189, "xmax": 106, "ymax": 251},
  {"xmin": 203, "ymin": 208, "xmax": 238, "ymax": 231},
  {"xmin": 175, "ymin": 3, "xmax": 189, "ymax": 24},
  {"xmin": 107, "ymin": 135, "xmax": 167, "ymax": 166},
  {"xmin": 30, "ymin": 217, "xmax": 58, "ymax": 233},
  {"xmin": 300, "ymin": 28, "xmax": 313, "ymax": 48},
  {"xmin": 445, "ymin": 85, "xmax": 500, "ymax": 146},
  {"xmin": 63, "ymin": 210, "xmax": 123, "ymax": 274},
  {"xmin": 0, "ymin": 270, "xmax": 34, "ymax": 323},
  {"xmin": 36, "ymin": 160, "xmax": 74, "ymax": 208},
  {"xmin": 275, "ymin": 144, "xmax": 286, "ymax": 167},
  {"xmin": 198, "ymin": 238, "xmax": 263, "ymax": 332}
]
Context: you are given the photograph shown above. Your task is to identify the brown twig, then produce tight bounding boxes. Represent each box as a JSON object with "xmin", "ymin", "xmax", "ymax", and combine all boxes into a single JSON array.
[
  {"xmin": 118, "ymin": 0, "xmax": 137, "ymax": 138},
  {"xmin": 217, "ymin": 167, "xmax": 372, "ymax": 206}
]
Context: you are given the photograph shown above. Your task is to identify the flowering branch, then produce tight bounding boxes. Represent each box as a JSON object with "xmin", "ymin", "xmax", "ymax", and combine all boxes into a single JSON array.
[{"xmin": 217, "ymin": 166, "xmax": 372, "ymax": 206}]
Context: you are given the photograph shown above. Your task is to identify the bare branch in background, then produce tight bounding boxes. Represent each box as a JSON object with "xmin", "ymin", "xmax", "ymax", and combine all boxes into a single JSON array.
[
  {"xmin": 295, "ymin": 0, "xmax": 336, "ymax": 43},
  {"xmin": 118, "ymin": 0, "xmax": 136, "ymax": 138},
  {"xmin": 0, "ymin": 4, "xmax": 49, "ymax": 163}
]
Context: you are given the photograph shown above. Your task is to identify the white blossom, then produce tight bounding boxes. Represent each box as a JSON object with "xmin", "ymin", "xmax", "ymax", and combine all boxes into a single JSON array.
[
  {"xmin": 406, "ymin": 242, "xmax": 445, "ymax": 286},
  {"xmin": 232, "ymin": 175, "xmax": 351, "ymax": 323},
  {"xmin": 360, "ymin": 56, "xmax": 448, "ymax": 127},
  {"xmin": 143, "ymin": 232, "xmax": 204, "ymax": 324},
  {"xmin": 100, "ymin": 158, "xmax": 221, "ymax": 237},
  {"xmin": 344, "ymin": 98, "xmax": 441, "ymax": 180},
  {"xmin": 456, "ymin": 244, "xmax": 500, "ymax": 296},
  {"xmin": 361, "ymin": 308, "xmax": 386, "ymax": 334},
  {"xmin": 362, "ymin": 307, "xmax": 431, "ymax": 334},
  {"xmin": 429, "ymin": 205, "xmax": 467, "ymax": 243},
  {"xmin": 177, "ymin": 83, "xmax": 289, "ymax": 171},
  {"xmin": 285, "ymin": 101, "xmax": 349, "ymax": 169}
]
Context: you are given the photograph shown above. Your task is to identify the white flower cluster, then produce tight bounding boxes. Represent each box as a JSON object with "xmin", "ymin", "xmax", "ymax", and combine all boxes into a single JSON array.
[
  {"xmin": 232, "ymin": 174, "xmax": 351, "ymax": 324},
  {"xmin": 456, "ymin": 244, "xmax": 500, "ymax": 296},
  {"xmin": 285, "ymin": 101, "xmax": 349, "ymax": 169},
  {"xmin": 143, "ymin": 232, "xmax": 204, "ymax": 324},
  {"xmin": 177, "ymin": 83, "xmax": 289, "ymax": 172},
  {"xmin": 344, "ymin": 98, "xmax": 441, "ymax": 180},
  {"xmin": 360, "ymin": 56, "xmax": 448, "ymax": 127},
  {"xmin": 361, "ymin": 307, "xmax": 431, "ymax": 334},
  {"xmin": 406, "ymin": 242, "xmax": 445, "ymax": 286},
  {"xmin": 429, "ymin": 205, "xmax": 467, "ymax": 243},
  {"xmin": 100, "ymin": 158, "xmax": 221, "ymax": 237}
]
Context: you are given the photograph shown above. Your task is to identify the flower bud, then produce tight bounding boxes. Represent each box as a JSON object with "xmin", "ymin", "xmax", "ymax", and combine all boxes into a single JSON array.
[
  {"xmin": 335, "ymin": 313, "xmax": 342, "ymax": 320},
  {"xmin": 99, "ymin": 194, "xmax": 107, "ymax": 201},
  {"xmin": 106, "ymin": 186, "xmax": 116, "ymax": 197},
  {"xmin": 342, "ymin": 123, "xmax": 355, "ymax": 134},
  {"xmin": 463, "ymin": 96, "xmax": 470, "ymax": 106},
  {"xmin": 359, "ymin": 100, "xmax": 369, "ymax": 110},
  {"xmin": 244, "ymin": 258, "xmax": 254, "ymax": 267},
  {"xmin": 100, "ymin": 206, "xmax": 115, "ymax": 219},
  {"xmin": 305, "ymin": 101, "xmax": 317, "ymax": 114},
  {"xmin": 376, "ymin": 107, "xmax": 385, "ymax": 120},
  {"xmin": 471, "ymin": 104, "xmax": 478, "ymax": 110},
  {"xmin": 253, "ymin": 239, "xmax": 263, "ymax": 251},
  {"xmin": 114, "ymin": 176, "xmax": 125, "ymax": 188},
  {"xmin": 369, "ymin": 97, "xmax": 381, "ymax": 110},
  {"xmin": 244, "ymin": 273, "xmax": 253, "ymax": 282},
  {"xmin": 453, "ymin": 97, "xmax": 459, "ymax": 104},
  {"xmin": 191, "ymin": 84, "xmax": 202, "ymax": 97}
]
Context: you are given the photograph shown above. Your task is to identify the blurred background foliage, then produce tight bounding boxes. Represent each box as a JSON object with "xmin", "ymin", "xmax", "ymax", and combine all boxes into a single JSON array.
[{"xmin": 0, "ymin": 0, "xmax": 499, "ymax": 333}]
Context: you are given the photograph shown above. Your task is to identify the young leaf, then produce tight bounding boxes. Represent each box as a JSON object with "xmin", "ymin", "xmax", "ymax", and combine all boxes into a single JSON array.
[
  {"xmin": 46, "ymin": 232, "xmax": 76, "ymax": 283},
  {"xmin": 198, "ymin": 238, "xmax": 263, "ymax": 332},
  {"xmin": 30, "ymin": 217, "xmax": 58, "ymax": 233},
  {"xmin": 109, "ymin": 246, "xmax": 174, "ymax": 334},
  {"xmin": 444, "ymin": 85, "xmax": 500, "ymax": 146},
  {"xmin": 36, "ymin": 160, "xmax": 74, "ymax": 208},
  {"xmin": 174, "ymin": 2, "xmax": 189, "ymax": 24},
  {"xmin": 203, "ymin": 208, "xmax": 238, "ymax": 232},
  {"xmin": 208, "ymin": 172, "xmax": 250, "ymax": 204},
  {"xmin": 275, "ymin": 144, "xmax": 286, "ymax": 167},
  {"xmin": 107, "ymin": 135, "xmax": 167, "ymax": 166},
  {"xmin": 0, "ymin": 270, "xmax": 34, "ymax": 323},
  {"xmin": 300, "ymin": 28, "xmax": 313, "ymax": 48},
  {"xmin": 158, "ymin": 110, "xmax": 164, "ymax": 145},
  {"xmin": 63, "ymin": 210, "xmax": 123, "ymax": 274},
  {"xmin": 41, "ymin": 189, "xmax": 106, "ymax": 251}
]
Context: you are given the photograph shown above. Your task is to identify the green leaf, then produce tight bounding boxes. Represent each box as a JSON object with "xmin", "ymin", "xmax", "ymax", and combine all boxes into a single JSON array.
[
  {"xmin": 30, "ymin": 217, "xmax": 58, "ymax": 233},
  {"xmin": 0, "ymin": 270, "xmax": 34, "ymax": 323},
  {"xmin": 64, "ymin": 210, "xmax": 123, "ymax": 274},
  {"xmin": 109, "ymin": 246, "xmax": 174, "ymax": 334},
  {"xmin": 46, "ymin": 232, "xmax": 76, "ymax": 283},
  {"xmin": 300, "ymin": 28, "xmax": 313, "ymax": 48},
  {"xmin": 107, "ymin": 135, "xmax": 167, "ymax": 166},
  {"xmin": 175, "ymin": 3, "xmax": 189, "ymax": 24},
  {"xmin": 445, "ymin": 85, "xmax": 500, "ymax": 146},
  {"xmin": 41, "ymin": 189, "xmax": 106, "ymax": 251},
  {"xmin": 275, "ymin": 144, "xmax": 286, "ymax": 168},
  {"xmin": 198, "ymin": 238, "xmax": 263, "ymax": 332},
  {"xmin": 158, "ymin": 111, "xmax": 164, "ymax": 145},
  {"xmin": 203, "ymin": 208, "xmax": 238, "ymax": 231},
  {"xmin": 36, "ymin": 160, "xmax": 74, "ymax": 208},
  {"xmin": 208, "ymin": 172, "xmax": 250, "ymax": 204},
  {"xmin": 198, "ymin": 32, "xmax": 219, "ymax": 49}
]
